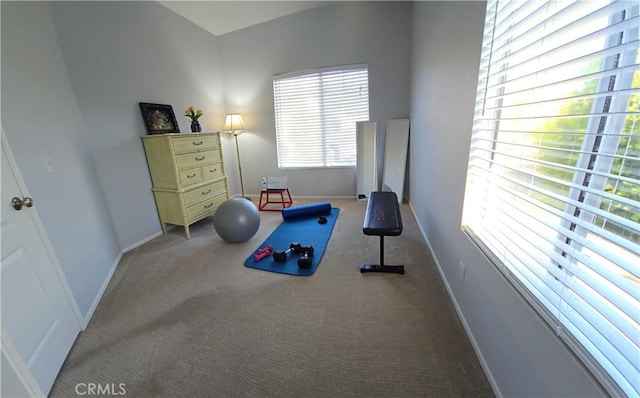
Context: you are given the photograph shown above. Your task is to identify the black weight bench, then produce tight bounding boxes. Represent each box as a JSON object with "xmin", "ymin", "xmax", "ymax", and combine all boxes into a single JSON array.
[{"xmin": 360, "ymin": 191, "xmax": 404, "ymax": 274}]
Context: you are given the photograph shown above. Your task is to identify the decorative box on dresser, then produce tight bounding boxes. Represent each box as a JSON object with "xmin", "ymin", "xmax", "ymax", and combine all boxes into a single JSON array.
[{"xmin": 142, "ymin": 132, "xmax": 228, "ymax": 239}]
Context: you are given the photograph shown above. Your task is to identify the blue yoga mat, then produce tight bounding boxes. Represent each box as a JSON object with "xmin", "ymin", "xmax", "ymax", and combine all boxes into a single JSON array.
[{"xmin": 244, "ymin": 208, "xmax": 340, "ymax": 276}]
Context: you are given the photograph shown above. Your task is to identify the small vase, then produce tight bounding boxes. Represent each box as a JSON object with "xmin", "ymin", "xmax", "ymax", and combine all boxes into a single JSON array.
[{"xmin": 191, "ymin": 121, "xmax": 201, "ymax": 133}]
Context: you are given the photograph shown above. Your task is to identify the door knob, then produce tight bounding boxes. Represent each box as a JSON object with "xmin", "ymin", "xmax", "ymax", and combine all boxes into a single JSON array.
[{"xmin": 11, "ymin": 196, "xmax": 34, "ymax": 210}]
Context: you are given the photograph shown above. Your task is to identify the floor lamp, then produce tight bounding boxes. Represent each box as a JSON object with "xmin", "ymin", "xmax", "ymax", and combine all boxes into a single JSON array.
[{"xmin": 223, "ymin": 114, "xmax": 249, "ymax": 199}]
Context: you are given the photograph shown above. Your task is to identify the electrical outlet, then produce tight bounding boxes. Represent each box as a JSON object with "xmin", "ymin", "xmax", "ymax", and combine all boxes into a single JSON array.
[
  {"xmin": 42, "ymin": 154, "xmax": 53, "ymax": 173},
  {"xmin": 457, "ymin": 261, "xmax": 466, "ymax": 283}
]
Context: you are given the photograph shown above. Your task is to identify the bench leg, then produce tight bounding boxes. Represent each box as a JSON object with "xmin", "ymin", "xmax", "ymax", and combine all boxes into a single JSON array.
[
  {"xmin": 360, "ymin": 264, "xmax": 405, "ymax": 274},
  {"xmin": 360, "ymin": 236, "xmax": 404, "ymax": 274}
]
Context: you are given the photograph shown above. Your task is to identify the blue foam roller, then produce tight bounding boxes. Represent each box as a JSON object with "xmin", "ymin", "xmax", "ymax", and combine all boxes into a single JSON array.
[{"xmin": 281, "ymin": 202, "xmax": 332, "ymax": 221}]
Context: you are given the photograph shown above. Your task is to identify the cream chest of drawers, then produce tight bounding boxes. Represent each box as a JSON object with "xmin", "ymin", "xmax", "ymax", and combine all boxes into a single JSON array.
[{"xmin": 142, "ymin": 132, "xmax": 228, "ymax": 239}]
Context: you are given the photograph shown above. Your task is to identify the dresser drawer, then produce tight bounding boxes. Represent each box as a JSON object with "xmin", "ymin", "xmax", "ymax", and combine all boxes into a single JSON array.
[
  {"xmin": 172, "ymin": 135, "xmax": 219, "ymax": 154},
  {"xmin": 175, "ymin": 149, "xmax": 221, "ymax": 170},
  {"xmin": 203, "ymin": 163, "xmax": 224, "ymax": 179},
  {"xmin": 186, "ymin": 193, "xmax": 227, "ymax": 221},
  {"xmin": 178, "ymin": 168, "xmax": 203, "ymax": 186},
  {"xmin": 143, "ymin": 132, "xmax": 228, "ymax": 239},
  {"xmin": 183, "ymin": 180, "xmax": 227, "ymax": 207}
]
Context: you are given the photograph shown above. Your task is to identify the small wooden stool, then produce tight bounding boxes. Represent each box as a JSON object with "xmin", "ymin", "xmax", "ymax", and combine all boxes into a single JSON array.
[{"xmin": 259, "ymin": 188, "xmax": 293, "ymax": 211}]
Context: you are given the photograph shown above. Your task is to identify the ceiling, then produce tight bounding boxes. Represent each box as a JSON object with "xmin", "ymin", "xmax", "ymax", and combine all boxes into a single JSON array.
[{"xmin": 158, "ymin": 1, "xmax": 335, "ymax": 36}]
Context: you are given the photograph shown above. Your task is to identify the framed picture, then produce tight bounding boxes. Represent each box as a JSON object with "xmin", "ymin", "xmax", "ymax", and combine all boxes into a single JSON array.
[{"xmin": 138, "ymin": 102, "xmax": 181, "ymax": 135}]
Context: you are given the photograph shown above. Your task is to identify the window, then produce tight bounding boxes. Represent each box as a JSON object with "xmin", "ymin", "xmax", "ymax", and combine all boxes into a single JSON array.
[
  {"xmin": 273, "ymin": 64, "xmax": 369, "ymax": 169},
  {"xmin": 461, "ymin": 1, "xmax": 639, "ymax": 396}
]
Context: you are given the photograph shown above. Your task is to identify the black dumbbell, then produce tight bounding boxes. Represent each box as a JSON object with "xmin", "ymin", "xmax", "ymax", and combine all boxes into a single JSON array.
[
  {"xmin": 273, "ymin": 242, "xmax": 302, "ymax": 262},
  {"xmin": 297, "ymin": 245, "xmax": 314, "ymax": 268}
]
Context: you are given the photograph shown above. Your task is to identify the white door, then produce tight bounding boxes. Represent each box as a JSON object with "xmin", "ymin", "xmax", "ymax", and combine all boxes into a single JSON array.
[{"xmin": 1, "ymin": 133, "xmax": 82, "ymax": 395}]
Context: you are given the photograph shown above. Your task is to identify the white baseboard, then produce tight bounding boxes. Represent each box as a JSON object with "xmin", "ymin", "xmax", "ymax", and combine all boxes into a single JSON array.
[
  {"xmin": 231, "ymin": 193, "xmax": 356, "ymax": 203},
  {"xmin": 82, "ymin": 252, "xmax": 121, "ymax": 328},
  {"xmin": 82, "ymin": 230, "xmax": 163, "ymax": 328},
  {"xmin": 408, "ymin": 201, "xmax": 502, "ymax": 398},
  {"xmin": 288, "ymin": 195, "xmax": 355, "ymax": 200},
  {"xmin": 120, "ymin": 230, "xmax": 164, "ymax": 254}
]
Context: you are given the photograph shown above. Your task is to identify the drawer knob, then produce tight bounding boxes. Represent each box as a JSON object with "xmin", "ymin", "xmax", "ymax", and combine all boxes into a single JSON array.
[
  {"xmin": 195, "ymin": 156, "xmax": 205, "ymax": 161},
  {"xmin": 204, "ymin": 202, "xmax": 213, "ymax": 209},
  {"xmin": 187, "ymin": 173, "xmax": 197, "ymax": 178},
  {"xmin": 210, "ymin": 168, "xmax": 217, "ymax": 173},
  {"xmin": 202, "ymin": 189, "xmax": 211, "ymax": 195},
  {"xmin": 193, "ymin": 141, "xmax": 203, "ymax": 145}
]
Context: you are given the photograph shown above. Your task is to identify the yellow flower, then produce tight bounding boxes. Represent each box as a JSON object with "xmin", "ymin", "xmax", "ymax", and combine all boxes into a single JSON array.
[{"xmin": 184, "ymin": 106, "xmax": 203, "ymax": 121}]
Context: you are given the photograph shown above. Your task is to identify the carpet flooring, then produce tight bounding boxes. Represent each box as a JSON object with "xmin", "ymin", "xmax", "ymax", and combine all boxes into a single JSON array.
[{"xmin": 49, "ymin": 198, "xmax": 493, "ymax": 397}]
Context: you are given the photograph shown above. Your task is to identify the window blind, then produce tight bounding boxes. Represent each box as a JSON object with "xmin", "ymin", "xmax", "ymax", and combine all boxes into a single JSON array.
[
  {"xmin": 273, "ymin": 64, "xmax": 369, "ymax": 169},
  {"xmin": 461, "ymin": 1, "xmax": 639, "ymax": 396}
]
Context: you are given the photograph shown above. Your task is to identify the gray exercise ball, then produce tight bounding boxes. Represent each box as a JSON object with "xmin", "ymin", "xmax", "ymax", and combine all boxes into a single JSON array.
[{"xmin": 213, "ymin": 198, "xmax": 261, "ymax": 243}]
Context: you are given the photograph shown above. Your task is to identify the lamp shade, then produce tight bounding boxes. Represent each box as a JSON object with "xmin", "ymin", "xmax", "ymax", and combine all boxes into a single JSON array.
[{"xmin": 223, "ymin": 114, "xmax": 246, "ymax": 132}]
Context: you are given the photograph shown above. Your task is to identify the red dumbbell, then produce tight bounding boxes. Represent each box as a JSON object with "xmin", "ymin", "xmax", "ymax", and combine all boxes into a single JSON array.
[{"xmin": 254, "ymin": 245, "xmax": 273, "ymax": 262}]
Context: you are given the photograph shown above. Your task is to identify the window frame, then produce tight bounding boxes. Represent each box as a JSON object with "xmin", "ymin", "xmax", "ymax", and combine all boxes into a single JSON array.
[
  {"xmin": 272, "ymin": 64, "xmax": 370, "ymax": 170},
  {"xmin": 461, "ymin": 1, "xmax": 640, "ymax": 396}
]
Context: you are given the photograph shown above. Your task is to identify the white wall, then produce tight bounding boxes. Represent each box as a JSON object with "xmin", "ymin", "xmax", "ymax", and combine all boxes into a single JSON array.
[
  {"xmin": 48, "ymin": 1, "xmax": 227, "ymax": 248},
  {"xmin": 1, "ymin": 1, "xmax": 226, "ymax": 318},
  {"xmin": 2, "ymin": 2, "xmax": 120, "ymax": 318},
  {"xmin": 217, "ymin": 1, "xmax": 412, "ymax": 197},
  {"xmin": 409, "ymin": 2, "xmax": 605, "ymax": 397}
]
